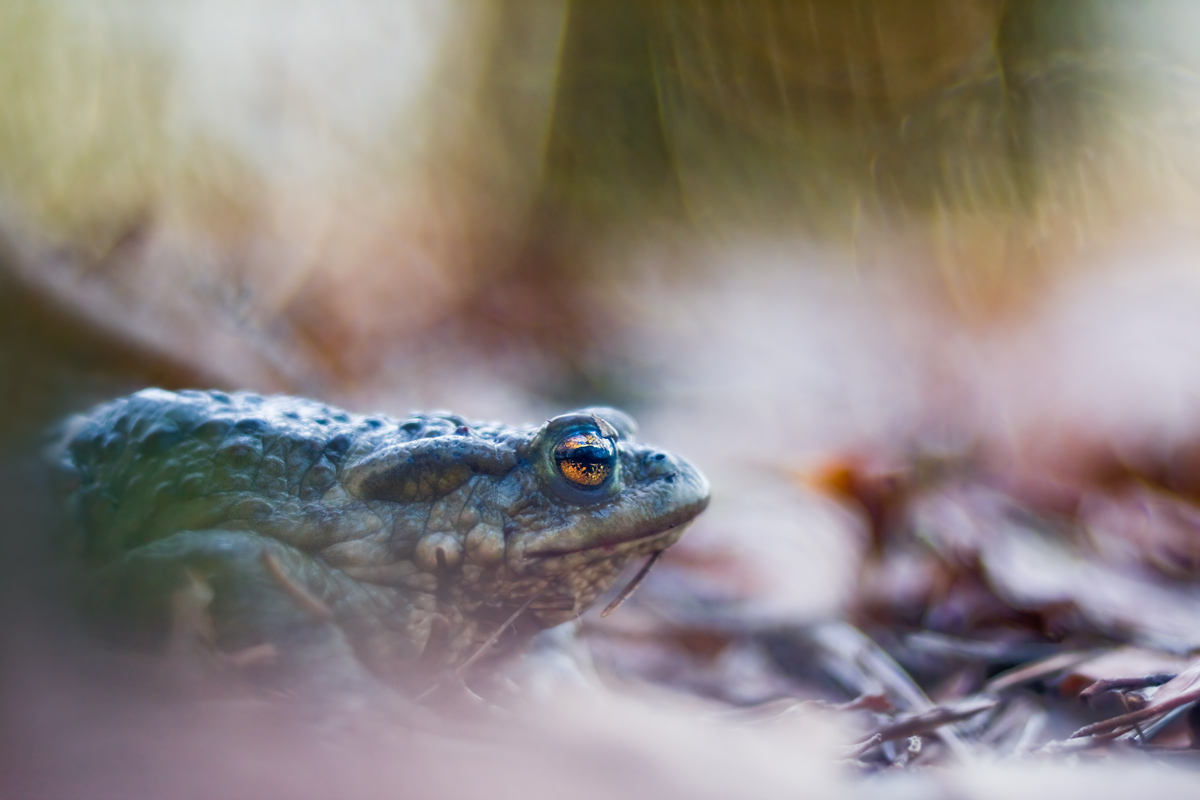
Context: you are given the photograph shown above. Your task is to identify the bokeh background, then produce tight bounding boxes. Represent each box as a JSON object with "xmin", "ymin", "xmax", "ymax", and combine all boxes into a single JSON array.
[{"xmin": 9, "ymin": 1, "xmax": 1200, "ymax": 796}]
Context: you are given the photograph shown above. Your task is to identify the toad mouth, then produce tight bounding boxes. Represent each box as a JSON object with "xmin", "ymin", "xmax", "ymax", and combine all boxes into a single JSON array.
[{"xmin": 523, "ymin": 521, "xmax": 693, "ymax": 560}]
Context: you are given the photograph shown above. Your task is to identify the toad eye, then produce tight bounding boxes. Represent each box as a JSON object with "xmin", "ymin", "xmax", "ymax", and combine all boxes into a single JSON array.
[{"xmin": 553, "ymin": 431, "xmax": 616, "ymax": 488}]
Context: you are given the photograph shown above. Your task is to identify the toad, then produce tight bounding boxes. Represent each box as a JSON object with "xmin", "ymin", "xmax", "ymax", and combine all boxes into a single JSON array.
[{"xmin": 53, "ymin": 390, "xmax": 710, "ymax": 692}]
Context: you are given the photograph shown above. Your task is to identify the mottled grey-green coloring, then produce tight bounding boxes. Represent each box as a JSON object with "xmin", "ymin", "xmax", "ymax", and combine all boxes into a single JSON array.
[{"xmin": 53, "ymin": 389, "xmax": 709, "ymax": 690}]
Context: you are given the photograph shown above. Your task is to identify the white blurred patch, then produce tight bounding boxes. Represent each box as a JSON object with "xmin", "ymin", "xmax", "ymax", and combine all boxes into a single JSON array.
[
  {"xmin": 91, "ymin": 0, "xmax": 463, "ymax": 180},
  {"xmin": 619, "ymin": 246, "xmax": 948, "ymax": 621},
  {"xmin": 980, "ymin": 230, "xmax": 1200, "ymax": 459}
]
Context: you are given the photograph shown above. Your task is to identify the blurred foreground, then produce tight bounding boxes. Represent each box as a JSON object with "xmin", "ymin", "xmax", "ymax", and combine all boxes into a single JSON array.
[{"xmin": 8, "ymin": 1, "xmax": 1200, "ymax": 797}]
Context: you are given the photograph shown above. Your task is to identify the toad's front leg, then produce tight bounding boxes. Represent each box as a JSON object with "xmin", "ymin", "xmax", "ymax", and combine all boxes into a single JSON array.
[{"xmin": 82, "ymin": 529, "xmax": 389, "ymax": 694}]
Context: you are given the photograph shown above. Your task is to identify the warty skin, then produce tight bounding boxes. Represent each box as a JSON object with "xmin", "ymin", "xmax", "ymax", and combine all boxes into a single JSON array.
[{"xmin": 54, "ymin": 389, "xmax": 710, "ymax": 690}]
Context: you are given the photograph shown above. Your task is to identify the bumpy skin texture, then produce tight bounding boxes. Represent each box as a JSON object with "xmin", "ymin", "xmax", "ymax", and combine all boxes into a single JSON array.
[{"xmin": 55, "ymin": 389, "xmax": 709, "ymax": 688}]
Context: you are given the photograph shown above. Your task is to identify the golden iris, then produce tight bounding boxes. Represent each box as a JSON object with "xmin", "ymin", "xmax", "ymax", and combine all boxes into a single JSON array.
[{"xmin": 553, "ymin": 431, "xmax": 615, "ymax": 487}]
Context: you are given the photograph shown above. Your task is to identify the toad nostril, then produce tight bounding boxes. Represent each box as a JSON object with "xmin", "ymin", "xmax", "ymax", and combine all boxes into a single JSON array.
[{"xmin": 645, "ymin": 452, "xmax": 676, "ymax": 476}]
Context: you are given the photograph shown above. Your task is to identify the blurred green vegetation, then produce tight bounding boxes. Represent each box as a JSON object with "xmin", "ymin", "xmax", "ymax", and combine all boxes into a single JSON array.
[
  {"xmin": 4, "ymin": 2, "xmax": 1195, "ymax": 276},
  {"xmin": 3, "ymin": 0, "xmax": 1200, "ymax": 417},
  {"xmin": 2, "ymin": 2, "xmax": 1183, "ymax": 254},
  {"xmin": 535, "ymin": 2, "xmax": 1191, "ymax": 278},
  {"xmin": 0, "ymin": 1, "xmax": 256, "ymax": 256}
]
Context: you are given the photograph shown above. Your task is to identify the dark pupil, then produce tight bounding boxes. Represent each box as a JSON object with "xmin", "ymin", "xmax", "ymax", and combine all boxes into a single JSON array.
[{"xmin": 554, "ymin": 432, "xmax": 614, "ymax": 487}]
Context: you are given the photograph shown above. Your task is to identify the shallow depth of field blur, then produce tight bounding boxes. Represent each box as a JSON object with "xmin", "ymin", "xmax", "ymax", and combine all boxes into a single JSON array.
[{"xmin": 9, "ymin": 1, "xmax": 1200, "ymax": 797}]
